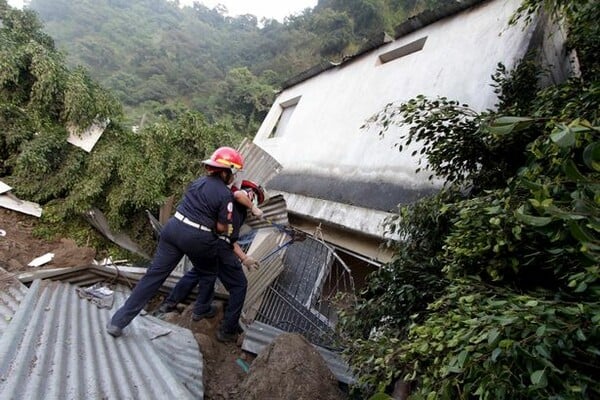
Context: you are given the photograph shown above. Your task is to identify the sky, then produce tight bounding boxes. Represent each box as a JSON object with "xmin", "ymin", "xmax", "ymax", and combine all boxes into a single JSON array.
[
  {"xmin": 181, "ymin": 0, "xmax": 318, "ymax": 21},
  {"xmin": 7, "ymin": 0, "xmax": 319, "ymax": 22}
]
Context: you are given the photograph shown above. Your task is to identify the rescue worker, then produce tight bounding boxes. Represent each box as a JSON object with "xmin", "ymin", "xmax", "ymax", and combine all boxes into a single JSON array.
[
  {"xmin": 106, "ymin": 146, "xmax": 244, "ymax": 337},
  {"xmin": 156, "ymin": 180, "xmax": 266, "ymax": 342}
]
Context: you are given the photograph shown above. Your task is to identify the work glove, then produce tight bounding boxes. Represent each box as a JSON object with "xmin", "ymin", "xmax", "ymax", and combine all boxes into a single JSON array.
[
  {"xmin": 251, "ymin": 205, "xmax": 264, "ymax": 219},
  {"xmin": 242, "ymin": 256, "xmax": 259, "ymax": 270}
]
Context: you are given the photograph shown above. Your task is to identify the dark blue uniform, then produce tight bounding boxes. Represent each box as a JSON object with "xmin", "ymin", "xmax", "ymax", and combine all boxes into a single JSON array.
[
  {"xmin": 165, "ymin": 194, "xmax": 249, "ymax": 334},
  {"xmin": 110, "ymin": 175, "xmax": 233, "ymax": 330}
]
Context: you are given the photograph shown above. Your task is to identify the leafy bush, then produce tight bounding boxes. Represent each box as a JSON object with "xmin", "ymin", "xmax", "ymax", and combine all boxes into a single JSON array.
[
  {"xmin": 404, "ymin": 281, "xmax": 600, "ymax": 399},
  {"xmin": 0, "ymin": 4, "xmax": 244, "ymax": 255},
  {"xmin": 341, "ymin": 0, "xmax": 600, "ymax": 398}
]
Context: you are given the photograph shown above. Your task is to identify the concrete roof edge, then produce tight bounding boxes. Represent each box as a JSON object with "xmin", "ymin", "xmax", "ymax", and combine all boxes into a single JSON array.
[{"xmin": 280, "ymin": 0, "xmax": 490, "ymax": 91}]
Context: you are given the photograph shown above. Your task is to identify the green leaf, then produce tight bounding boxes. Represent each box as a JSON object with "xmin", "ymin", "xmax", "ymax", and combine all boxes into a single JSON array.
[
  {"xmin": 493, "ymin": 116, "xmax": 534, "ymax": 125},
  {"xmin": 491, "ymin": 348, "xmax": 502, "ymax": 362},
  {"xmin": 487, "ymin": 328, "xmax": 500, "ymax": 344},
  {"xmin": 535, "ymin": 325, "xmax": 546, "ymax": 337},
  {"xmin": 550, "ymin": 126, "xmax": 576, "ymax": 147},
  {"xmin": 530, "ymin": 370, "xmax": 547, "ymax": 387},
  {"xmin": 515, "ymin": 208, "xmax": 553, "ymax": 227},
  {"xmin": 563, "ymin": 159, "xmax": 587, "ymax": 182},
  {"xmin": 457, "ymin": 350, "xmax": 468, "ymax": 368},
  {"xmin": 568, "ymin": 221, "xmax": 596, "ymax": 243},
  {"xmin": 519, "ymin": 179, "xmax": 544, "ymax": 191},
  {"xmin": 535, "ymin": 344, "xmax": 551, "ymax": 359},
  {"xmin": 583, "ymin": 142, "xmax": 600, "ymax": 171},
  {"xmin": 489, "ymin": 123, "xmax": 518, "ymax": 135}
]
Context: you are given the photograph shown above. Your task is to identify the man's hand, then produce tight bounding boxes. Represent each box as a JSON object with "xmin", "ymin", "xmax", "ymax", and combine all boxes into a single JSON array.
[
  {"xmin": 251, "ymin": 205, "xmax": 264, "ymax": 219},
  {"xmin": 242, "ymin": 256, "xmax": 259, "ymax": 270}
]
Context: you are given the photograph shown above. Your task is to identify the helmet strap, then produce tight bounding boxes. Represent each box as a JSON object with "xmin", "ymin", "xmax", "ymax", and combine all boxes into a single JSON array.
[{"xmin": 219, "ymin": 169, "xmax": 234, "ymax": 184}]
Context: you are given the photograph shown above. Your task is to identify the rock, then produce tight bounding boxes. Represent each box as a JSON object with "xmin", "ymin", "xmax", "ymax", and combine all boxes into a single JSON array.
[
  {"xmin": 240, "ymin": 333, "xmax": 346, "ymax": 400},
  {"xmin": 194, "ymin": 332, "xmax": 215, "ymax": 360}
]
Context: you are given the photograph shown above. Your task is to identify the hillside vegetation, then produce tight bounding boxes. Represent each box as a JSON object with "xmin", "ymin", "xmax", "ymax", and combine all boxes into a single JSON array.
[{"xmin": 28, "ymin": 0, "xmax": 452, "ymax": 133}]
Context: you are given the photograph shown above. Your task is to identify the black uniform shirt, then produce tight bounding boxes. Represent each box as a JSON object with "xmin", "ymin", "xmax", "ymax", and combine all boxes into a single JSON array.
[
  {"xmin": 176, "ymin": 175, "xmax": 233, "ymax": 229},
  {"xmin": 230, "ymin": 200, "xmax": 248, "ymax": 243}
]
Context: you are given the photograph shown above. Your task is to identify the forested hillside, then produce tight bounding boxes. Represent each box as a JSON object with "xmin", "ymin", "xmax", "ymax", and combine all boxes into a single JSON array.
[{"xmin": 28, "ymin": 0, "xmax": 452, "ymax": 133}]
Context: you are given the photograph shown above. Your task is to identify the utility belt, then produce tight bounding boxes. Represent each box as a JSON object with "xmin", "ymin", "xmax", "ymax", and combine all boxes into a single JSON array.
[
  {"xmin": 175, "ymin": 211, "xmax": 231, "ymax": 244},
  {"xmin": 174, "ymin": 211, "xmax": 211, "ymax": 232}
]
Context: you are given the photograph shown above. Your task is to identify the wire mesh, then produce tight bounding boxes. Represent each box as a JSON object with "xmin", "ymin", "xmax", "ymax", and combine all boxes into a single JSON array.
[{"xmin": 254, "ymin": 234, "xmax": 355, "ymax": 350}]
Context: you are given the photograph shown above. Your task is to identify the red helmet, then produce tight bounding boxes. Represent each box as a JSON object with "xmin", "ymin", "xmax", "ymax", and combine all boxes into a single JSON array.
[
  {"xmin": 202, "ymin": 147, "xmax": 244, "ymax": 173},
  {"xmin": 241, "ymin": 179, "xmax": 265, "ymax": 205}
]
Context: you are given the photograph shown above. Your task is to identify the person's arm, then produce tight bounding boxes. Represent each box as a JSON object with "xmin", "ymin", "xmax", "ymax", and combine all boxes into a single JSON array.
[
  {"xmin": 234, "ymin": 242, "xmax": 259, "ymax": 269},
  {"xmin": 215, "ymin": 221, "xmax": 228, "ymax": 233},
  {"xmin": 234, "ymin": 190, "xmax": 263, "ymax": 218}
]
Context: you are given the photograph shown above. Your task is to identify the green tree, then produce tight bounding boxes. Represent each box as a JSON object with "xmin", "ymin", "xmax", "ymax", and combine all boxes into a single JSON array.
[{"xmin": 212, "ymin": 67, "xmax": 276, "ymax": 134}]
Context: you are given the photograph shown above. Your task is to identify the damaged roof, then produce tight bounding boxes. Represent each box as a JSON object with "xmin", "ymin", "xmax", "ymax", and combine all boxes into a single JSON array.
[{"xmin": 0, "ymin": 277, "xmax": 204, "ymax": 399}]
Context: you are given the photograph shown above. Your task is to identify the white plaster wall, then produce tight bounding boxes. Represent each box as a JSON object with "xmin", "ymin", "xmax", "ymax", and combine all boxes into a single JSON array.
[{"xmin": 254, "ymin": 0, "xmax": 534, "ymax": 187}]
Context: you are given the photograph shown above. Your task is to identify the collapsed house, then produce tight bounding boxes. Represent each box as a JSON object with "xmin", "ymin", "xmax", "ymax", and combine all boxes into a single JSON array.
[
  {"xmin": 0, "ymin": 140, "xmax": 355, "ymax": 398},
  {"xmin": 0, "ymin": 0, "xmax": 577, "ymax": 397},
  {"xmin": 252, "ymin": 0, "xmax": 576, "ymax": 270}
]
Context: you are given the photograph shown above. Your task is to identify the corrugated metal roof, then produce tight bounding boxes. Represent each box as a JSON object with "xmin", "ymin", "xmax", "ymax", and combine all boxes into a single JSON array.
[
  {"xmin": 242, "ymin": 320, "xmax": 355, "ymax": 385},
  {"xmin": 243, "ymin": 229, "xmax": 289, "ymax": 321},
  {"xmin": 244, "ymin": 194, "xmax": 290, "ymax": 229},
  {"xmin": 237, "ymin": 138, "xmax": 283, "ymax": 188},
  {"xmin": 16, "ymin": 264, "xmax": 231, "ymax": 305},
  {"xmin": 0, "ymin": 279, "xmax": 204, "ymax": 399},
  {"xmin": 280, "ymin": 61, "xmax": 339, "ymax": 92},
  {"xmin": 0, "ymin": 267, "xmax": 28, "ymax": 337}
]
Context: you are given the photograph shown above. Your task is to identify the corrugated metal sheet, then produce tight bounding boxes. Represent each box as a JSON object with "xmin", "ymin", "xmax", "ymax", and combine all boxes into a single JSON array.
[
  {"xmin": 0, "ymin": 279, "xmax": 204, "ymax": 399},
  {"xmin": 85, "ymin": 208, "xmax": 151, "ymax": 259},
  {"xmin": 242, "ymin": 320, "xmax": 355, "ymax": 385},
  {"xmin": 243, "ymin": 230, "xmax": 289, "ymax": 321},
  {"xmin": 0, "ymin": 193, "xmax": 42, "ymax": 217},
  {"xmin": 237, "ymin": 138, "xmax": 283, "ymax": 188},
  {"xmin": 0, "ymin": 267, "xmax": 28, "ymax": 337},
  {"xmin": 244, "ymin": 194, "xmax": 289, "ymax": 229},
  {"xmin": 17, "ymin": 264, "xmax": 231, "ymax": 303}
]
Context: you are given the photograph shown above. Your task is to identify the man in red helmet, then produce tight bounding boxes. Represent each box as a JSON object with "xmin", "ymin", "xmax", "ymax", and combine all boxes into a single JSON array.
[
  {"xmin": 156, "ymin": 179, "xmax": 266, "ymax": 342},
  {"xmin": 107, "ymin": 147, "xmax": 245, "ymax": 337}
]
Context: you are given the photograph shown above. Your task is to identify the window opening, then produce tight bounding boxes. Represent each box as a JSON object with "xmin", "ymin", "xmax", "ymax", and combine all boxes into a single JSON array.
[{"xmin": 267, "ymin": 96, "xmax": 301, "ymax": 138}]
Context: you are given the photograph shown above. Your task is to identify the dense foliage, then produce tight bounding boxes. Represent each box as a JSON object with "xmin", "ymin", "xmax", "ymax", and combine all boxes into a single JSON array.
[
  {"xmin": 340, "ymin": 0, "xmax": 600, "ymax": 398},
  {"xmin": 0, "ymin": 2, "xmax": 243, "ymax": 255}
]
